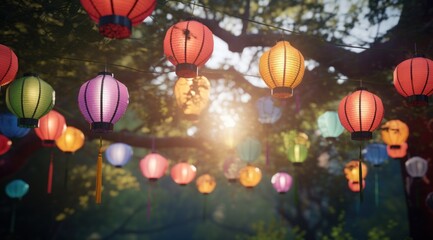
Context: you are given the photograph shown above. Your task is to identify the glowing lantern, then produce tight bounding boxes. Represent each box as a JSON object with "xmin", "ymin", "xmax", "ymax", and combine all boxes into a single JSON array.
[
  {"xmin": 55, "ymin": 127, "xmax": 85, "ymax": 153},
  {"xmin": 164, "ymin": 20, "xmax": 214, "ymax": 78},
  {"xmin": 271, "ymin": 172, "xmax": 293, "ymax": 194},
  {"xmin": 365, "ymin": 143, "xmax": 388, "ymax": 166},
  {"xmin": 6, "ymin": 73, "xmax": 55, "ymax": 128},
  {"xmin": 283, "ymin": 132, "xmax": 310, "ymax": 164},
  {"xmin": 387, "ymin": 142, "xmax": 408, "ymax": 158},
  {"xmin": 80, "ymin": 0, "xmax": 156, "ymax": 39},
  {"xmin": 171, "ymin": 162, "xmax": 197, "ymax": 185},
  {"xmin": 239, "ymin": 165, "xmax": 262, "ymax": 188},
  {"xmin": 140, "ymin": 153, "xmax": 168, "ymax": 181},
  {"xmin": 259, "ymin": 41, "xmax": 305, "ymax": 98},
  {"xmin": 236, "ymin": 137, "xmax": 262, "ymax": 163},
  {"xmin": 104, "ymin": 143, "xmax": 133, "ymax": 168},
  {"xmin": 393, "ymin": 56, "xmax": 433, "ymax": 106},
  {"xmin": 0, "ymin": 113, "xmax": 30, "ymax": 138},
  {"xmin": 196, "ymin": 174, "xmax": 216, "ymax": 195},
  {"xmin": 344, "ymin": 160, "xmax": 368, "ymax": 181},
  {"xmin": 174, "ymin": 76, "xmax": 210, "ymax": 121},
  {"xmin": 317, "ymin": 111, "xmax": 344, "ymax": 140},
  {"xmin": 338, "ymin": 88, "xmax": 384, "ymax": 140},
  {"xmin": 348, "ymin": 180, "xmax": 366, "ymax": 192},
  {"xmin": 256, "ymin": 96, "xmax": 282, "ymax": 124},
  {"xmin": 381, "ymin": 120, "xmax": 409, "ymax": 149},
  {"xmin": 5, "ymin": 179, "xmax": 29, "ymax": 199},
  {"xmin": 405, "ymin": 156, "xmax": 428, "ymax": 178},
  {"xmin": 223, "ymin": 155, "xmax": 245, "ymax": 182},
  {"xmin": 34, "ymin": 110, "xmax": 66, "ymax": 147},
  {"xmin": 0, "ymin": 134, "xmax": 12, "ymax": 155},
  {"xmin": 0, "ymin": 44, "xmax": 18, "ymax": 86}
]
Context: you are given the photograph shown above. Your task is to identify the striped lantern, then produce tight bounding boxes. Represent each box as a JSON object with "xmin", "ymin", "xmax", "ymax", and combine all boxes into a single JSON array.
[
  {"xmin": 271, "ymin": 172, "xmax": 293, "ymax": 194},
  {"xmin": 140, "ymin": 153, "xmax": 168, "ymax": 181},
  {"xmin": 171, "ymin": 162, "xmax": 197, "ymax": 186},
  {"xmin": 405, "ymin": 156, "xmax": 428, "ymax": 178},
  {"xmin": 0, "ymin": 44, "xmax": 18, "ymax": 86},
  {"xmin": 34, "ymin": 110, "xmax": 66, "ymax": 147}
]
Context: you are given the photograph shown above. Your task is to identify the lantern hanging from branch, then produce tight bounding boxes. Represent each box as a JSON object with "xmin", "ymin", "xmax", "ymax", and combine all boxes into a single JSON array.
[
  {"xmin": 34, "ymin": 110, "xmax": 66, "ymax": 147},
  {"xmin": 140, "ymin": 153, "xmax": 168, "ymax": 181},
  {"xmin": 381, "ymin": 120, "xmax": 409, "ymax": 149},
  {"xmin": 271, "ymin": 172, "xmax": 293, "ymax": 194},
  {"xmin": 317, "ymin": 111, "xmax": 344, "ymax": 141},
  {"xmin": 387, "ymin": 142, "xmax": 408, "ymax": 159},
  {"xmin": 171, "ymin": 162, "xmax": 197, "ymax": 186},
  {"xmin": 393, "ymin": 55, "xmax": 433, "ymax": 106},
  {"xmin": 105, "ymin": 143, "xmax": 133, "ymax": 168},
  {"xmin": 174, "ymin": 76, "xmax": 210, "ymax": 121},
  {"xmin": 239, "ymin": 165, "xmax": 262, "ymax": 188},
  {"xmin": 223, "ymin": 155, "xmax": 245, "ymax": 182},
  {"xmin": 236, "ymin": 137, "xmax": 262, "ymax": 163},
  {"xmin": 0, "ymin": 134, "xmax": 12, "ymax": 155},
  {"xmin": 256, "ymin": 96, "xmax": 282, "ymax": 124},
  {"xmin": 196, "ymin": 174, "xmax": 217, "ymax": 195},
  {"xmin": 0, "ymin": 113, "xmax": 30, "ymax": 138},
  {"xmin": 80, "ymin": 0, "xmax": 156, "ymax": 39},
  {"xmin": 0, "ymin": 44, "xmax": 18, "ymax": 87},
  {"xmin": 164, "ymin": 20, "xmax": 214, "ymax": 78},
  {"xmin": 364, "ymin": 143, "xmax": 388, "ymax": 167},
  {"xmin": 348, "ymin": 180, "xmax": 366, "ymax": 192},
  {"xmin": 405, "ymin": 156, "xmax": 428, "ymax": 178},
  {"xmin": 344, "ymin": 160, "xmax": 368, "ymax": 181},
  {"xmin": 259, "ymin": 41, "xmax": 305, "ymax": 98},
  {"xmin": 6, "ymin": 73, "xmax": 55, "ymax": 128}
]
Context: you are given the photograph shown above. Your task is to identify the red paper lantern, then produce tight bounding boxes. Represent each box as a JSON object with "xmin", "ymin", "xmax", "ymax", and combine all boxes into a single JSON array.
[
  {"xmin": 170, "ymin": 162, "xmax": 197, "ymax": 186},
  {"xmin": 35, "ymin": 110, "xmax": 66, "ymax": 147},
  {"xmin": 348, "ymin": 180, "xmax": 366, "ymax": 192},
  {"xmin": 140, "ymin": 153, "xmax": 169, "ymax": 181},
  {"xmin": 0, "ymin": 134, "xmax": 12, "ymax": 155},
  {"xmin": 164, "ymin": 20, "xmax": 214, "ymax": 78},
  {"xmin": 387, "ymin": 142, "xmax": 408, "ymax": 159},
  {"xmin": 338, "ymin": 88, "xmax": 384, "ymax": 140},
  {"xmin": 393, "ymin": 56, "xmax": 433, "ymax": 106},
  {"xmin": 0, "ymin": 44, "xmax": 18, "ymax": 86},
  {"xmin": 80, "ymin": 0, "xmax": 156, "ymax": 39}
]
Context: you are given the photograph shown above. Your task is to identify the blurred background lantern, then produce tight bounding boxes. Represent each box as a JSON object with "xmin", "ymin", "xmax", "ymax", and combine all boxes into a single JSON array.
[
  {"xmin": 387, "ymin": 142, "xmax": 408, "ymax": 159},
  {"xmin": 393, "ymin": 55, "xmax": 433, "ymax": 106},
  {"xmin": 338, "ymin": 88, "xmax": 384, "ymax": 141},
  {"xmin": 348, "ymin": 180, "xmax": 366, "ymax": 192},
  {"xmin": 140, "ymin": 153, "xmax": 168, "ymax": 181},
  {"xmin": 405, "ymin": 157, "xmax": 428, "ymax": 178},
  {"xmin": 381, "ymin": 120, "xmax": 409, "ymax": 149},
  {"xmin": 105, "ymin": 143, "xmax": 133, "ymax": 168},
  {"xmin": 239, "ymin": 165, "xmax": 262, "ymax": 188},
  {"xmin": 6, "ymin": 73, "xmax": 55, "ymax": 128},
  {"xmin": 365, "ymin": 143, "xmax": 388, "ymax": 167},
  {"xmin": 80, "ymin": 0, "xmax": 156, "ymax": 39},
  {"xmin": 196, "ymin": 174, "xmax": 217, "ymax": 195},
  {"xmin": 164, "ymin": 20, "xmax": 214, "ymax": 78},
  {"xmin": 0, "ymin": 113, "xmax": 30, "ymax": 138},
  {"xmin": 344, "ymin": 160, "xmax": 368, "ymax": 182},
  {"xmin": 174, "ymin": 76, "xmax": 210, "ymax": 121},
  {"xmin": 317, "ymin": 111, "xmax": 344, "ymax": 141},
  {"xmin": 223, "ymin": 155, "xmax": 245, "ymax": 182},
  {"xmin": 0, "ymin": 44, "xmax": 18, "ymax": 87},
  {"xmin": 283, "ymin": 132, "xmax": 310, "ymax": 164},
  {"xmin": 5, "ymin": 179, "xmax": 29, "ymax": 234},
  {"xmin": 171, "ymin": 162, "xmax": 197, "ymax": 186},
  {"xmin": 34, "ymin": 110, "xmax": 66, "ymax": 147},
  {"xmin": 271, "ymin": 172, "xmax": 293, "ymax": 194},
  {"xmin": 256, "ymin": 96, "xmax": 282, "ymax": 124},
  {"xmin": 236, "ymin": 137, "xmax": 262, "ymax": 163},
  {"xmin": 259, "ymin": 41, "xmax": 305, "ymax": 98},
  {"xmin": 0, "ymin": 134, "xmax": 12, "ymax": 155},
  {"xmin": 426, "ymin": 192, "xmax": 433, "ymax": 212}
]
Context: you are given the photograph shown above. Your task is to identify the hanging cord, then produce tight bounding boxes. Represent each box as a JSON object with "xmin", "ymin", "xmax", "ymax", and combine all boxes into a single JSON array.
[
  {"xmin": 95, "ymin": 136, "xmax": 103, "ymax": 204},
  {"xmin": 293, "ymin": 167, "xmax": 299, "ymax": 206},
  {"xmin": 47, "ymin": 149, "xmax": 54, "ymax": 194},
  {"xmin": 202, "ymin": 195, "xmax": 207, "ymax": 221},
  {"xmin": 9, "ymin": 201, "xmax": 16, "ymax": 234},
  {"xmin": 358, "ymin": 143, "xmax": 364, "ymax": 203},
  {"xmin": 151, "ymin": 136, "xmax": 156, "ymax": 153},
  {"xmin": 147, "ymin": 183, "xmax": 152, "ymax": 221}
]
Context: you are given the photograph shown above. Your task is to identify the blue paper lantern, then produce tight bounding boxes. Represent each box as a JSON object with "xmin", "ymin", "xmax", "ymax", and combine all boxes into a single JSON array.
[
  {"xmin": 236, "ymin": 137, "xmax": 262, "ymax": 163},
  {"xmin": 256, "ymin": 96, "xmax": 282, "ymax": 124},
  {"xmin": 365, "ymin": 143, "xmax": 388, "ymax": 166},
  {"xmin": 5, "ymin": 179, "xmax": 29, "ymax": 199},
  {"xmin": 317, "ymin": 111, "xmax": 344, "ymax": 140},
  {"xmin": 0, "ymin": 113, "xmax": 31, "ymax": 138},
  {"xmin": 105, "ymin": 143, "xmax": 133, "ymax": 167}
]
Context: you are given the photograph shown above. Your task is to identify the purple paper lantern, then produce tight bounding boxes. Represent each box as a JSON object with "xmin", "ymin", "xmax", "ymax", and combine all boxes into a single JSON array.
[
  {"xmin": 78, "ymin": 72, "xmax": 129, "ymax": 132},
  {"xmin": 271, "ymin": 172, "xmax": 293, "ymax": 194}
]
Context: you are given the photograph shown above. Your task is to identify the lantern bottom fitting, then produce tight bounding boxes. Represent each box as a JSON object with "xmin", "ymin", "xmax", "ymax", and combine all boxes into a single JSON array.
[
  {"xmin": 407, "ymin": 95, "xmax": 429, "ymax": 107},
  {"xmin": 114, "ymin": 165, "xmax": 122, "ymax": 168},
  {"xmin": 42, "ymin": 140, "xmax": 56, "ymax": 147},
  {"xmin": 148, "ymin": 178, "xmax": 158, "ymax": 182},
  {"xmin": 291, "ymin": 162, "xmax": 303, "ymax": 166},
  {"xmin": 18, "ymin": 118, "xmax": 39, "ymax": 128},
  {"xmin": 271, "ymin": 87, "xmax": 293, "ymax": 99},
  {"xmin": 176, "ymin": 63, "xmax": 198, "ymax": 78},
  {"xmin": 99, "ymin": 15, "xmax": 132, "ymax": 39},
  {"xmin": 351, "ymin": 131, "xmax": 372, "ymax": 141},
  {"xmin": 91, "ymin": 122, "xmax": 114, "ymax": 132},
  {"xmin": 278, "ymin": 192, "xmax": 286, "ymax": 195},
  {"xmin": 390, "ymin": 145, "xmax": 401, "ymax": 149}
]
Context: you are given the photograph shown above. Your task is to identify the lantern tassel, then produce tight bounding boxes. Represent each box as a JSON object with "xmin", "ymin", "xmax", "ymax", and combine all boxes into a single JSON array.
[
  {"xmin": 47, "ymin": 150, "xmax": 54, "ymax": 194},
  {"xmin": 95, "ymin": 138, "xmax": 103, "ymax": 204},
  {"xmin": 358, "ymin": 144, "xmax": 363, "ymax": 203}
]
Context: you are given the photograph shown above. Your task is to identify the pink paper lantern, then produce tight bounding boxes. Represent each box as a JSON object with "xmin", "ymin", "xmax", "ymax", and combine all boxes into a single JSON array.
[
  {"xmin": 271, "ymin": 172, "xmax": 293, "ymax": 194},
  {"xmin": 140, "ymin": 153, "xmax": 169, "ymax": 181},
  {"xmin": 170, "ymin": 162, "xmax": 197, "ymax": 186}
]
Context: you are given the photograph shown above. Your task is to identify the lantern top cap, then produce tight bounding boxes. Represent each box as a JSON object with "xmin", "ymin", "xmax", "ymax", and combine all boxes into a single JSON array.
[
  {"xmin": 23, "ymin": 72, "xmax": 39, "ymax": 77},
  {"xmin": 355, "ymin": 86, "xmax": 368, "ymax": 91},
  {"xmin": 413, "ymin": 53, "xmax": 426, "ymax": 58},
  {"xmin": 97, "ymin": 71, "xmax": 114, "ymax": 77}
]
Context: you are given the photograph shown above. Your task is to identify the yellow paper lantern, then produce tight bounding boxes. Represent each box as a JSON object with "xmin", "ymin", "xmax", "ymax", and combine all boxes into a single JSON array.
[
  {"xmin": 259, "ymin": 41, "xmax": 305, "ymax": 98},
  {"xmin": 55, "ymin": 126, "xmax": 85, "ymax": 153},
  {"xmin": 196, "ymin": 174, "xmax": 216, "ymax": 195},
  {"xmin": 381, "ymin": 120, "xmax": 409, "ymax": 149},
  {"xmin": 344, "ymin": 160, "xmax": 368, "ymax": 181},
  {"xmin": 174, "ymin": 76, "xmax": 210, "ymax": 121},
  {"xmin": 239, "ymin": 165, "xmax": 262, "ymax": 188}
]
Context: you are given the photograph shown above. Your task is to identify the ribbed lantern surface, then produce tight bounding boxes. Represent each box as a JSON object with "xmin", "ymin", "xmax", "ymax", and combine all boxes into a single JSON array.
[
  {"xmin": 0, "ymin": 44, "xmax": 18, "ymax": 86},
  {"xmin": 34, "ymin": 110, "xmax": 66, "ymax": 147},
  {"xmin": 56, "ymin": 126, "xmax": 85, "ymax": 153},
  {"xmin": 140, "ymin": 153, "xmax": 168, "ymax": 181}
]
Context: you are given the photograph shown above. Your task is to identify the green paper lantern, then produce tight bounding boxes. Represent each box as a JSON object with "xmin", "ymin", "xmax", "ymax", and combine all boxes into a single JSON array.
[
  {"xmin": 287, "ymin": 144, "xmax": 308, "ymax": 164},
  {"xmin": 317, "ymin": 111, "xmax": 344, "ymax": 140},
  {"xmin": 6, "ymin": 74, "xmax": 55, "ymax": 128}
]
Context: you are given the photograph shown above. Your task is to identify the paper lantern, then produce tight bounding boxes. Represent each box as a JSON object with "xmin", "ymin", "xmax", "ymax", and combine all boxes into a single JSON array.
[
  {"xmin": 78, "ymin": 72, "xmax": 129, "ymax": 132},
  {"xmin": 34, "ymin": 110, "xmax": 66, "ymax": 147},
  {"xmin": 0, "ymin": 44, "xmax": 18, "ymax": 86},
  {"xmin": 387, "ymin": 142, "xmax": 408, "ymax": 158},
  {"xmin": 259, "ymin": 41, "xmax": 305, "ymax": 98},
  {"xmin": 80, "ymin": 0, "xmax": 156, "ymax": 39},
  {"xmin": 239, "ymin": 165, "xmax": 262, "ymax": 188},
  {"xmin": 171, "ymin": 162, "xmax": 197, "ymax": 185},
  {"xmin": 256, "ymin": 96, "xmax": 282, "ymax": 124},
  {"xmin": 283, "ymin": 132, "xmax": 310, "ymax": 164},
  {"xmin": 164, "ymin": 20, "xmax": 214, "ymax": 78},
  {"xmin": 5, "ymin": 179, "xmax": 29, "ymax": 199},
  {"xmin": 223, "ymin": 155, "xmax": 245, "ymax": 182},
  {"xmin": 317, "ymin": 111, "xmax": 344, "ymax": 140},
  {"xmin": 381, "ymin": 120, "xmax": 409, "ymax": 149},
  {"xmin": 271, "ymin": 172, "xmax": 293, "ymax": 194},
  {"xmin": 348, "ymin": 180, "xmax": 366, "ymax": 192},
  {"xmin": 405, "ymin": 156, "xmax": 428, "ymax": 178},
  {"xmin": 393, "ymin": 56, "xmax": 433, "ymax": 106},
  {"xmin": 56, "ymin": 127, "xmax": 85, "ymax": 153},
  {"xmin": 6, "ymin": 73, "xmax": 55, "ymax": 128},
  {"xmin": 0, "ymin": 113, "xmax": 30, "ymax": 138},
  {"xmin": 140, "ymin": 153, "xmax": 168, "ymax": 181},
  {"xmin": 338, "ymin": 88, "xmax": 384, "ymax": 140},
  {"xmin": 0, "ymin": 134, "xmax": 12, "ymax": 155},
  {"xmin": 105, "ymin": 143, "xmax": 133, "ymax": 167},
  {"xmin": 174, "ymin": 76, "xmax": 210, "ymax": 121},
  {"xmin": 344, "ymin": 160, "xmax": 368, "ymax": 181},
  {"xmin": 287, "ymin": 144, "xmax": 308, "ymax": 164},
  {"xmin": 365, "ymin": 143, "xmax": 388, "ymax": 166},
  {"xmin": 196, "ymin": 174, "xmax": 216, "ymax": 195},
  {"xmin": 236, "ymin": 137, "xmax": 262, "ymax": 163}
]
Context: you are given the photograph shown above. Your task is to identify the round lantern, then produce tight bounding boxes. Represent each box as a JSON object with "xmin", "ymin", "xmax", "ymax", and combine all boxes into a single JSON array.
[
  {"xmin": 387, "ymin": 142, "xmax": 408, "ymax": 158},
  {"xmin": 287, "ymin": 144, "xmax": 308, "ymax": 164},
  {"xmin": 34, "ymin": 110, "xmax": 66, "ymax": 147},
  {"xmin": 80, "ymin": 0, "xmax": 156, "ymax": 39},
  {"xmin": 174, "ymin": 76, "xmax": 210, "ymax": 121},
  {"xmin": 55, "ymin": 127, "xmax": 85, "ymax": 153},
  {"xmin": 365, "ymin": 143, "xmax": 388, "ymax": 166},
  {"xmin": 405, "ymin": 156, "xmax": 428, "ymax": 178},
  {"xmin": 259, "ymin": 41, "xmax": 305, "ymax": 98},
  {"xmin": 344, "ymin": 160, "xmax": 368, "ymax": 181},
  {"xmin": 348, "ymin": 180, "xmax": 366, "ymax": 192},
  {"xmin": 0, "ymin": 113, "xmax": 30, "ymax": 138},
  {"xmin": 105, "ymin": 143, "xmax": 133, "ymax": 167},
  {"xmin": 171, "ymin": 162, "xmax": 197, "ymax": 185},
  {"xmin": 426, "ymin": 192, "xmax": 433, "ymax": 211},
  {"xmin": 223, "ymin": 155, "xmax": 245, "ymax": 182},
  {"xmin": 256, "ymin": 96, "xmax": 282, "ymax": 124},
  {"xmin": 393, "ymin": 56, "xmax": 433, "ymax": 106},
  {"xmin": 78, "ymin": 72, "xmax": 129, "ymax": 132},
  {"xmin": 5, "ymin": 179, "xmax": 29, "ymax": 199},
  {"xmin": 271, "ymin": 172, "xmax": 293, "ymax": 194},
  {"xmin": 164, "ymin": 20, "xmax": 214, "ymax": 78},
  {"xmin": 239, "ymin": 165, "xmax": 262, "ymax": 188},
  {"xmin": 338, "ymin": 88, "xmax": 384, "ymax": 140},
  {"xmin": 196, "ymin": 174, "xmax": 217, "ymax": 195},
  {"xmin": 381, "ymin": 120, "xmax": 409, "ymax": 149},
  {"xmin": 6, "ymin": 73, "xmax": 55, "ymax": 128},
  {"xmin": 0, "ymin": 44, "xmax": 18, "ymax": 86},
  {"xmin": 140, "ymin": 153, "xmax": 168, "ymax": 181},
  {"xmin": 0, "ymin": 134, "xmax": 12, "ymax": 155},
  {"xmin": 317, "ymin": 111, "xmax": 344, "ymax": 140},
  {"xmin": 236, "ymin": 137, "xmax": 262, "ymax": 163}
]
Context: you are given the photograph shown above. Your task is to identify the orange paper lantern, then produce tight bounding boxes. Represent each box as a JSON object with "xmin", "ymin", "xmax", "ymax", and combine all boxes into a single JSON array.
[
  {"xmin": 239, "ymin": 165, "xmax": 262, "ymax": 188},
  {"xmin": 174, "ymin": 76, "xmax": 210, "ymax": 121},
  {"xmin": 55, "ymin": 126, "xmax": 85, "ymax": 153},
  {"xmin": 387, "ymin": 142, "xmax": 408, "ymax": 158},
  {"xmin": 381, "ymin": 120, "xmax": 409, "ymax": 149},
  {"xmin": 344, "ymin": 160, "xmax": 368, "ymax": 181},
  {"xmin": 35, "ymin": 110, "xmax": 66, "ymax": 147},
  {"xmin": 348, "ymin": 180, "xmax": 366, "ymax": 192},
  {"xmin": 196, "ymin": 174, "xmax": 216, "ymax": 195}
]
